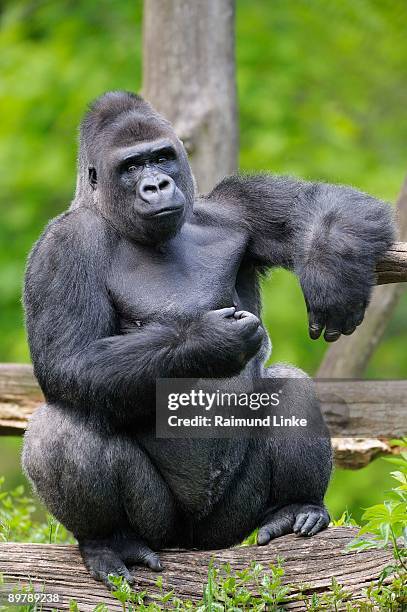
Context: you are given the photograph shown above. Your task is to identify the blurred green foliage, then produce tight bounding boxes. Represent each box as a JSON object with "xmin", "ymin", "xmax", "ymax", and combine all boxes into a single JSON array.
[{"xmin": 0, "ymin": 0, "xmax": 406, "ymax": 526}]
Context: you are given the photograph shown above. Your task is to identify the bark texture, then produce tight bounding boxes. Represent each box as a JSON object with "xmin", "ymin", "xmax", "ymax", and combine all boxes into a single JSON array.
[
  {"xmin": 0, "ymin": 529, "xmax": 394, "ymax": 610},
  {"xmin": 142, "ymin": 0, "xmax": 238, "ymax": 193}
]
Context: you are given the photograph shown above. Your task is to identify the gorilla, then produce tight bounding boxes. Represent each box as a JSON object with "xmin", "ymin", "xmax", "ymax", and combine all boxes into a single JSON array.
[{"xmin": 22, "ymin": 91, "xmax": 394, "ymax": 587}]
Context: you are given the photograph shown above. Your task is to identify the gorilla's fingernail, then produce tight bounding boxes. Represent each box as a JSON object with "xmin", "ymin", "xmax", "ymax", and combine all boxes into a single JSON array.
[
  {"xmin": 324, "ymin": 331, "xmax": 340, "ymax": 342},
  {"xmin": 309, "ymin": 327, "xmax": 322, "ymax": 339}
]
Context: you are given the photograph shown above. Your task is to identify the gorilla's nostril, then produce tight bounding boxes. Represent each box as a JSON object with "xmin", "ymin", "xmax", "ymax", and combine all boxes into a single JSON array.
[
  {"xmin": 143, "ymin": 184, "xmax": 158, "ymax": 194},
  {"xmin": 159, "ymin": 179, "xmax": 170, "ymax": 191}
]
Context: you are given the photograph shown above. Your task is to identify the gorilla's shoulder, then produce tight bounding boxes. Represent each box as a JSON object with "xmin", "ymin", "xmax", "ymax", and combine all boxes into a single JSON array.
[
  {"xmin": 31, "ymin": 207, "xmax": 116, "ymax": 264},
  {"xmin": 194, "ymin": 184, "xmax": 244, "ymax": 229},
  {"xmin": 207, "ymin": 174, "xmax": 262, "ymax": 203},
  {"xmin": 49, "ymin": 207, "xmax": 113, "ymax": 238}
]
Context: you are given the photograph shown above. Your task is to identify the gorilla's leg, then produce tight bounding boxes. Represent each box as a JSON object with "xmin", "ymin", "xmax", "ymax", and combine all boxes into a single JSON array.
[
  {"xmin": 193, "ymin": 364, "xmax": 331, "ymax": 548},
  {"xmin": 191, "ymin": 439, "xmax": 271, "ymax": 549},
  {"xmin": 23, "ymin": 404, "xmax": 179, "ymax": 587},
  {"xmin": 257, "ymin": 363, "xmax": 331, "ymax": 544}
]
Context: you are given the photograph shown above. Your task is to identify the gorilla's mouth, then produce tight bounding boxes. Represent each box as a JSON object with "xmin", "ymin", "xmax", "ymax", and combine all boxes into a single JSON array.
[{"xmin": 144, "ymin": 205, "xmax": 184, "ymax": 218}]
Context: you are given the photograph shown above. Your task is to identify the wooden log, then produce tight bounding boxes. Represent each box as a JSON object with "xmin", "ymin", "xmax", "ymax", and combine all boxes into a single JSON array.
[
  {"xmin": 1, "ymin": 365, "xmax": 406, "ymax": 439},
  {"xmin": 316, "ymin": 379, "xmax": 407, "ymax": 439},
  {"xmin": 0, "ymin": 528, "xmax": 394, "ymax": 611},
  {"xmin": 376, "ymin": 242, "xmax": 407, "ymax": 284},
  {"xmin": 0, "ymin": 363, "xmax": 42, "ymax": 435},
  {"xmin": 0, "ymin": 364, "xmax": 406, "ymax": 468}
]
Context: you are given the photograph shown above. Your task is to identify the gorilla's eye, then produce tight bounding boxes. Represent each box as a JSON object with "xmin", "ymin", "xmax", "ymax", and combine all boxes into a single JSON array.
[
  {"xmin": 127, "ymin": 165, "xmax": 137, "ymax": 172},
  {"xmin": 157, "ymin": 156, "xmax": 168, "ymax": 164}
]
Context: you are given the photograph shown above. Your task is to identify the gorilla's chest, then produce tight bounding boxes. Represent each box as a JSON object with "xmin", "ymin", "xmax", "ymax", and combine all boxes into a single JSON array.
[{"xmin": 107, "ymin": 224, "xmax": 246, "ymax": 327}]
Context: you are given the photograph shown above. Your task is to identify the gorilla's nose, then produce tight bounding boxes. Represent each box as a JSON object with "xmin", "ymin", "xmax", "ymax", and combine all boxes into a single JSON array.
[{"xmin": 138, "ymin": 174, "xmax": 176, "ymax": 204}]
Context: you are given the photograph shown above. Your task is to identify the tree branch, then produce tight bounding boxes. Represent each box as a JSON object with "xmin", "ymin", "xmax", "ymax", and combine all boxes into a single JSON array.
[{"xmin": 0, "ymin": 529, "xmax": 394, "ymax": 610}]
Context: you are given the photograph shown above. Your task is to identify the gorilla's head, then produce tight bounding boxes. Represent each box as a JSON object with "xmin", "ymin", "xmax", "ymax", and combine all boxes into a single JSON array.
[{"xmin": 75, "ymin": 91, "xmax": 195, "ymax": 244}]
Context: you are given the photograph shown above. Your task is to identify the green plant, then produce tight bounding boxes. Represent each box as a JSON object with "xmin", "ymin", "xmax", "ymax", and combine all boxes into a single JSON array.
[
  {"xmin": 330, "ymin": 510, "xmax": 358, "ymax": 528},
  {"xmin": 345, "ymin": 438, "xmax": 407, "ymax": 609},
  {"xmin": 200, "ymin": 558, "xmax": 293, "ymax": 611},
  {"xmin": 299, "ymin": 578, "xmax": 353, "ymax": 611},
  {"xmin": 0, "ymin": 477, "xmax": 74, "ymax": 544},
  {"xmin": 107, "ymin": 574, "xmax": 147, "ymax": 611},
  {"xmin": 99, "ymin": 559, "xmax": 295, "ymax": 611}
]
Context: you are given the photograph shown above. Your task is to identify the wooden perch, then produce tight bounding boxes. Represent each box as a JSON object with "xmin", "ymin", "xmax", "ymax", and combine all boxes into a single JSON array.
[
  {"xmin": 0, "ymin": 528, "xmax": 394, "ymax": 610},
  {"xmin": 0, "ymin": 363, "xmax": 406, "ymax": 468},
  {"xmin": 376, "ymin": 242, "xmax": 407, "ymax": 284}
]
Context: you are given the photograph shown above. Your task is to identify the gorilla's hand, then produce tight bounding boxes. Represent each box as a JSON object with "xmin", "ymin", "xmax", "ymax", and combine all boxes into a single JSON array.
[
  {"xmin": 300, "ymin": 269, "xmax": 369, "ymax": 343},
  {"xmin": 199, "ymin": 307, "xmax": 265, "ymax": 375}
]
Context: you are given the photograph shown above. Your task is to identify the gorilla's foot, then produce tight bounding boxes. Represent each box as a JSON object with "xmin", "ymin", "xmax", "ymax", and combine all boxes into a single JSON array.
[
  {"xmin": 257, "ymin": 503, "xmax": 329, "ymax": 545},
  {"xmin": 79, "ymin": 535, "xmax": 162, "ymax": 589}
]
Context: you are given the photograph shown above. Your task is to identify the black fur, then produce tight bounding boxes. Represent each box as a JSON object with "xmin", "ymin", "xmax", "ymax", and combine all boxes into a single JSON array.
[{"xmin": 22, "ymin": 91, "xmax": 395, "ymax": 587}]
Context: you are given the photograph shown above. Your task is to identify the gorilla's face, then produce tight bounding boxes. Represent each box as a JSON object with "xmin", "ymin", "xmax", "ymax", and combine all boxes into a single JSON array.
[{"xmin": 89, "ymin": 112, "xmax": 194, "ymax": 244}]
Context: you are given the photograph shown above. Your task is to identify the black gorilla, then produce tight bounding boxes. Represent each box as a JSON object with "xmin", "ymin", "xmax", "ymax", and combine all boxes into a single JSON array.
[{"xmin": 23, "ymin": 91, "xmax": 394, "ymax": 586}]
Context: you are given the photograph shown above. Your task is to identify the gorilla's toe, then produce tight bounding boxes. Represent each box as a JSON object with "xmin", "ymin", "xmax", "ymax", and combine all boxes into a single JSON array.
[
  {"xmin": 293, "ymin": 504, "xmax": 330, "ymax": 536},
  {"xmin": 257, "ymin": 502, "xmax": 329, "ymax": 545},
  {"xmin": 122, "ymin": 541, "xmax": 163, "ymax": 572},
  {"xmin": 79, "ymin": 534, "xmax": 163, "ymax": 590},
  {"xmin": 257, "ymin": 514, "xmax": 294, "ymax": 545},
  {"xmin": 79, "ymin": 540, "xmax": 136, "ymax": 589}
]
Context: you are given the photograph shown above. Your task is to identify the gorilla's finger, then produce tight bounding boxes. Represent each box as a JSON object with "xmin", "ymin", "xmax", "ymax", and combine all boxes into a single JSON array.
[
  {"xmin": 355, "ymin": 303, "xmax": 366, "ymax": 326},
  {"xmin": 324, "ymin": 330, "xmax": 341, "ymax": 342},
  {"xmin": 342, "ymin": 315, "xmax": 357, "ymax": 336},
  {"xmin": 235, "ymin": 312, "xmax": 260, "ymax": 333},
  {"xmin": 355, "ymin": 313, "xmax": 364, "ymax": 326},
  {"xmin": 324, "ymin": 314, "xmax": 342, "ymax": 342},
  {"xmin": 308, "ymin": 310, "xmax": 324, "ymax": 340},
  {"xmin": 342, "ymin": 325, "xmax": 356, "ymax": 336},
  {"xmin": 234, "ymin": 310, "xmax": 252, "ymax": 320},
  {"xmin": 216, "ymin": 307, "xmax": 236, "ymax": 318}
]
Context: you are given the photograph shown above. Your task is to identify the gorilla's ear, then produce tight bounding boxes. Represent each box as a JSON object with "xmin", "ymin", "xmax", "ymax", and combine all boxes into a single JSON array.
[{"xmin": 88, "ymin": 167, "xmax": 97, "ymax": 190}]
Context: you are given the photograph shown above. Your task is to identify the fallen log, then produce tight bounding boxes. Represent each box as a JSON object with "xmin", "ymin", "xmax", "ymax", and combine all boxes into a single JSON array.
[
  {"xmin": 0, "ymin": 528, "xmax": 394, "ymax": 611},
  {"xmin": 0, "ymin": 364, "xmax": 406, "ymax": 468}
]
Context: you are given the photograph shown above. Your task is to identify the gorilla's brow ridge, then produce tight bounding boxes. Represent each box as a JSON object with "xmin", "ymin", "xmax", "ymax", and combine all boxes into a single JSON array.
[{"xmin": 108, "ymin": 112, "xmax": 171, "ymax": 148}]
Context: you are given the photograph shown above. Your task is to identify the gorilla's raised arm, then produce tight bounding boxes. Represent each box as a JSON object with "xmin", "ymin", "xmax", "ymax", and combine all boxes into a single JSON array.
[
  {"xmin": 24, "ymin": 209, "xmax": 263, "ymax": 425},
  {"xmin": 210, "ymin": 175, "xmax": 395, "ymax": 341}
]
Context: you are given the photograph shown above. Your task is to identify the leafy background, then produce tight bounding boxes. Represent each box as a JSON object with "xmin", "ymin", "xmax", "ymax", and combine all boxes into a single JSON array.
[{"xmin": 0, "ymin": 0, "xmax": 406, "ymax": 524}]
